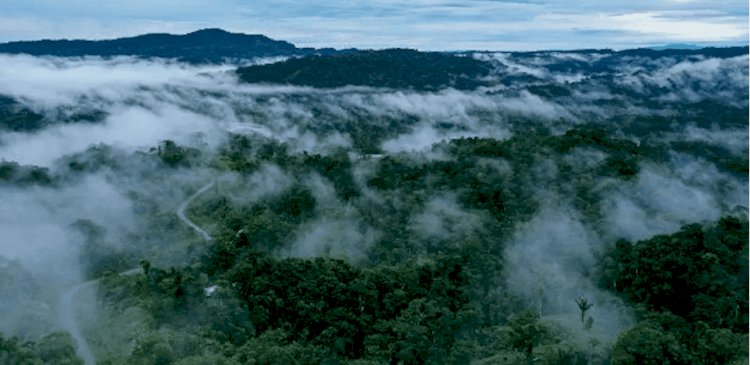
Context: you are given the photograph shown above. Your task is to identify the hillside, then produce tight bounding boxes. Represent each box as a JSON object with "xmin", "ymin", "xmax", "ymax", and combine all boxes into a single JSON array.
[
  {"xmin": 237, "ymin": 49, "xmax": 493, "ymax": 90},
  {"xmin": 0, "ymin": 33, "xmax": 747, "ymax": 364},
  {"xmin": 0, "ymin": 28, "xmax": 332, "ymax": 63}
]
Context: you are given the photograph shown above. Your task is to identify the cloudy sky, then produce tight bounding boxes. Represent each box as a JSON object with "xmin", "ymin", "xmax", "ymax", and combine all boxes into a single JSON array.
[{"xmin": 0, "ymin": 0, "xmax": 747, "ymax": 51}]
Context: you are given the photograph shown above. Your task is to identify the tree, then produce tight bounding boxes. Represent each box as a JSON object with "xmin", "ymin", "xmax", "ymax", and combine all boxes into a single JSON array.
[
  {"xmin": 0, "ymin": 334, "xmax": 44, "ymax": 365},
  {"xmin": 575, "ymin": 296, "xmax": 594, "ymax": 329},
  {"xmin": 695, "ymin": 327, "xmax": 746, "ymax": 365},
  {"xmin": 611, "ymin": 322, "xmax": 690, "ymax": 365},
  {"xmin": 508, "ymin": 311, "xmax": 546, "ymax": 364},
  {"xmin": 0, "ymin": 332, "xmax": 82, "ymax": 365}
]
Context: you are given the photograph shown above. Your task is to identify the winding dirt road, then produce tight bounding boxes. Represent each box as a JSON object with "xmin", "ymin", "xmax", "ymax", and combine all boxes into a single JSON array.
[
  {"xmin": 58, "ymin": 268, "xmax": 142, "ymax": 365},
  {"xmin": 59, "ymin": 181, "xmax": 215, "ymax": 365},
  {"xmin": 177, "ymin": 182, "xmax": 215, "ymax": 241},
  {"xmin": 58, "ymin": 281, "xmax": 97, "ymax": 365}
]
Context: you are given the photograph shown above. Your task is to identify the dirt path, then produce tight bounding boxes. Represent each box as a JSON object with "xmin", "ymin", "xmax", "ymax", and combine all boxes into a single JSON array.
[
  {"xmin": 177, "ymin": 181, "xmax": 215, "ymax": 241},
  {"xmin": 58, "ymin": 280, "xmax": 97, "ymax": 365},
  {"xmin": 58, "ymin": 267, "xmax": 143, "ymax": 365},
  {"xmin": 59, "ymin": 182, "xmax": 214, "ymax": 364}
]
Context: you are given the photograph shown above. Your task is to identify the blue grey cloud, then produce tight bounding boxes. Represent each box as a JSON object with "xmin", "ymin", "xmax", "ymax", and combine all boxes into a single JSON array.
[{"xmin": 0, "ymin": 0, "xmax": 746, "ymax": 50}]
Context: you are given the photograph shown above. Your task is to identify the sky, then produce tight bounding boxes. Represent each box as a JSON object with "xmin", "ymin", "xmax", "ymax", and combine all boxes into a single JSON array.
[{"xmin": 0, "ymin": 0, "xmax": 747, "ymax": 51}]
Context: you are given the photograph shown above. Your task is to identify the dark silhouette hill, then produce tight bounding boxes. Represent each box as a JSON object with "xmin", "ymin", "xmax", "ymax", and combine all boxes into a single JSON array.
[
  {"xmin": 0, "ymin": 28, "xmax": 334, "ymax": 63},
  {"xmin": 236, "ymin": 49, "xmax": 493, "ymax": 91}
]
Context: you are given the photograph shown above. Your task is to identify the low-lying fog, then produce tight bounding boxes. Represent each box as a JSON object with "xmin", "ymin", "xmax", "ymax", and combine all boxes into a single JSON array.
[{"xmin": 0, "ymin": 50, "xmax": 746, "ymax": 353}]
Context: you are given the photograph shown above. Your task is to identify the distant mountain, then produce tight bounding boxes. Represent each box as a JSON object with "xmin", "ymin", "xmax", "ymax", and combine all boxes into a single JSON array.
[
  {"xmin": 616, "ymin": 46, "xmax": 748, "ymax": 58},
  {"xmin": 236, "ymin": 49, "xmax": 493, "ymax": 91},
  {"xmin": 0, "ymin": 28, "xmax": 335, "ymax": 63},
  {"xmin": 473, "ymin": 46, "xmax": 749, "ymax": 77},
  {"xmin": 647, "ymin": 43, "xmax": 703, "ymax": 50},
  {"xmin": 503, "ymin": 46, "xmax": 749, "ymax": 59}
]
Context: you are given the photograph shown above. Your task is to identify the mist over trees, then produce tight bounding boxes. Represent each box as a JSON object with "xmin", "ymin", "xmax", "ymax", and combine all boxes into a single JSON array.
[
  {"xmin": 236, "ymin": 49, "xmax": 493, "ymax": 91},
  {"xmin": 0, "ymin": 33, "xmax": 747, "ymax": 364}
]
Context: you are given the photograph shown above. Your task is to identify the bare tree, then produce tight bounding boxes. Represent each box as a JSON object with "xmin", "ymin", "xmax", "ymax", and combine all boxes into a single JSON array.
[{"xmin": 575, "ymin": 296, "xmax": 594, "ymax": 329}]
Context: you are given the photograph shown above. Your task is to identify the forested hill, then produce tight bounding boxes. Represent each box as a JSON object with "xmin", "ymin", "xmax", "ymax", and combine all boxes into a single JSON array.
[
  {"xmin": 0, "ymin": 29, "xmax": 334, "ymax": 63},
  {"xmin": 518, "ymin": 46, "xmax": 749, "ymax": 59},
  {"xmin": 236, "ymin": 49, "xmax": 494, "ymax": 90},
  {"xmin": 236, "ymin": 46, "xmax": 748, "ymax": 90},
  {"xmin": 0, "ymin": 34, "xmax": 747, "ymax": 364},
  {"xmin": 494, "ymin": 46, "xmax": 750, "ymax": 74}
]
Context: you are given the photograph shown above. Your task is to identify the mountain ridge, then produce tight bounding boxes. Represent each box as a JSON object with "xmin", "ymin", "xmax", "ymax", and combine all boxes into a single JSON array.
[
  {"xmin": 0, "ymin": 28, "xmax": 336, "ymax": 63},
  {"xmin": 2, "ymin": 29, "xmax": 747, "ymax": 62}
]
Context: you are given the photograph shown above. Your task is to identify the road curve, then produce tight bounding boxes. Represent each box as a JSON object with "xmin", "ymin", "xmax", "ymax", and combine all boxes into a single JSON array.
[
  {"xmin": 59, "ymin": 182, "xmax": 214, "ymax": 364},
  {"xmin": 58, "ymin": 281, "xmax": 97, "ymax": 365},
  {"xmin": 58, "ymin": 268, "xmax": 142, "ymax": 365},
  {"xmin": 177, "ymin": 181, "xmax": 215, "ymax": 241}
]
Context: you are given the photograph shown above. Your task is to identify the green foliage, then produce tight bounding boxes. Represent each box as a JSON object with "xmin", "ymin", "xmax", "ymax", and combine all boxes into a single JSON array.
[
  {"xmin": 71, "ymin": 219, "xmax": 134, "ymax": 278},
  {"xmin": 1, "ymin": 42, "xmax": 748, "ymax": 365},
  {"xmin": 0, "ymin": 332, "xmax": 82, "ymax": 365},
  {"xmin": 216, "ymin": 138, "xmax": 358, "ymax": 200},
  {"xmin": 367, "ymin": 156, "xmax": 428, "ymax": 192},
  {"xmin": 301, "ymin": 151, "xmax": 359, "ymax": 201},
  {"xmin": 195, "ymin": 183, "xmax": 317, "ymax": 268},
  {"xmin": 602, "ymin": 216, "xmax": 749, "ymax": 364},
  {"xmin": 611, "ymin": 321, "xmax": 689, "ymax": 365},
  {"xmin": 237, "ymin": 49, "xmax": 492, "ymax": 91},
  {"xmin": 600, "ymin": 216, "xmax": 748, "ymax": 331},
  {"xmin": 555, "ymin": 127, "xmax": 634, "ymax": 153},
  {"xmin": 670, "ymin": 140, "xmax": 748, "ymax": 177},
  {"xmin": 0, "ymin": 95, "xmax": 45, "ymax": 132},
  {"xmin": 156, "ymin": 140, "xmax": 201, "ymax": 168},
  {"xmin": 599, "ymin": 154, "xmax": 639, "ymax": 178},
  {"xmin": 222, "ymin": 251, "xmax": 472, "ymax": 361},
  {"xmin": 32, "ymin": 333, "xmax": 83, "ymax": 365},
  {"xmin": 0, "ymin": 161, "xmax": 54, "ymax": 186},
  {"xmin": 0, "ymin": 334, "xmax": 43, "ymax": 365},
  {"xmin": 230, "ymin": 329, "xmax": 319, "ymax": 364},
  {"xmin": 508, "ymin": 311, "xmax": 547, "ymax": 359},
  {"xmin": 269, "ymin": 184, "xmax": 316, "ymax": 220},
  {"xmin": 63, "ymin": 144, "xmax": 122, "ymax": 174},
  {"xmin": 59, "ymin": 126, "xmax": 748, "ymax": 364},
  {"xmin": 169, "ymin": 124, "xmax": 749, "ymax": 363},
  {"xmin": 694, "ymin": 327, "xmax": 748, "ymax": 365},
  {"xmin": 128, "ymin": 329, "xmax": 215, "ymax": 365}
]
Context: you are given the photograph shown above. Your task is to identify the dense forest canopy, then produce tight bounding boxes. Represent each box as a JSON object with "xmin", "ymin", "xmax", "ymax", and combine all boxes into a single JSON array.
[
  {"xmin": 0, "ymin": 33, "xmax": 747, "ymax": 364},
  {"xmin": 236, "ymin": 49, "xmax": 493, "ymax": 91}
]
